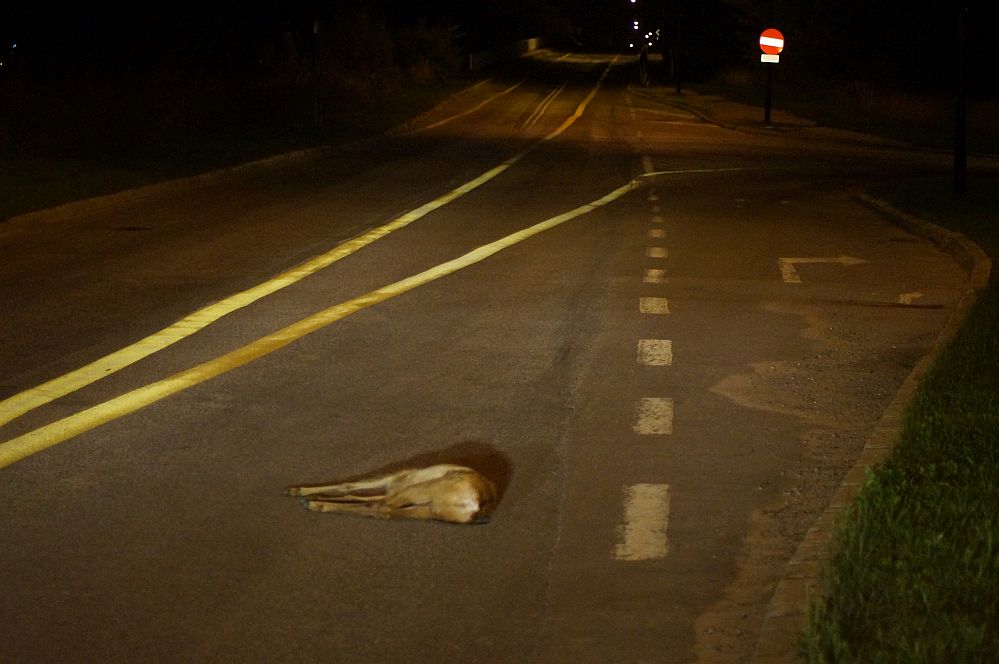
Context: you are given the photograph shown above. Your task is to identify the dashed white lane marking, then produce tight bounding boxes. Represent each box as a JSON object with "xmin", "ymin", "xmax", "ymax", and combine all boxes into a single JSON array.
[
  {"xmin": 646, "ymin": 247, "xmax": 668, "ymax": 259},
  {"xmin": 639, "ymin": 297, "xmax": 670, "ymax": 314},
  {"xmin": 650, "ymin": 215, "xmax": 665, "ymax": 224},
  {"xmin": 648, "ymin": 228, "xmax": 666, "ymax": 239},
  {"xmin": 651, "ymin": 205, "xmax": 661, "ymax": 212},
  {"xmin": 644, "ymin": 268, "xmax": 667, "ymax": 284},
  {"xmin": 638, "ymin": 339, "xmax": 673, "ymax": 366},
  {"xmin": 634, "ymin": 397, "xmax": 674, "ymax": 435},
  {"xmin": 614, "ymin": 483, "xmax": 671, "ymax": 561},
  {"xmin": 648, "ymin": 193, "xmax": 659, "ymax": 202}
]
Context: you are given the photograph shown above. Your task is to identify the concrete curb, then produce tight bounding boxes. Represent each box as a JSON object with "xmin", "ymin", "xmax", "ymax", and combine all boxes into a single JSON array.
[{"xmin": 752, "ymin": 195, "xmax": 993, "ymax": 662}]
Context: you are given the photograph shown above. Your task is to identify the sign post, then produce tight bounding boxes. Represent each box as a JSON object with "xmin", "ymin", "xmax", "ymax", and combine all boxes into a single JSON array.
[{"xmin": 759, "ymin": 28, "xmax": 784, "ymax": 124}]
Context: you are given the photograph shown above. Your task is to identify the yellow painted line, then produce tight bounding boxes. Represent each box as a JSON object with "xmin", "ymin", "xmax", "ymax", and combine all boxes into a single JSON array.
[
  {"xmin": 408, "ymin": 79, "xmax": 526, "ymax": 132},
  {"xmin": 0, "ymin": 64, "xmax": 614, "ymax": 431},
  {"xmin": 0, "ymin": 157, "xmax": 520, "ymax": 428},
  {"xmin": 0, "ymin": 179, "xmax": 639, "ymax": 470}
]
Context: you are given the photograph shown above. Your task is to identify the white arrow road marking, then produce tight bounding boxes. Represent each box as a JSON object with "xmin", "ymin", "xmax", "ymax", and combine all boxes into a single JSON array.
[
  {"xmin": 778, "ymin": 255, "xmax": 867, "ymax": 284},
  {"xmin": 614, "ymin": 483, "xmax": 671, "ymax": 561},
  {"xmin": 899, "ymin": 292, "xmax": 924, "ymax": 305}
]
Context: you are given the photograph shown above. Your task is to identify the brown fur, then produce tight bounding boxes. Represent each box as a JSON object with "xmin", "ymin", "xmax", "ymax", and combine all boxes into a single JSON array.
[{"xmin": 285, "ymin": 464, "xmax": 498, "ymax": 524}]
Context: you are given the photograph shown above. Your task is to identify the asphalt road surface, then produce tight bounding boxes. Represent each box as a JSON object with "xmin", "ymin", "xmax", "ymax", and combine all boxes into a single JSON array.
[{"xmin": 0, "ymin": 52, "xmax": 973, "ymax": 662}]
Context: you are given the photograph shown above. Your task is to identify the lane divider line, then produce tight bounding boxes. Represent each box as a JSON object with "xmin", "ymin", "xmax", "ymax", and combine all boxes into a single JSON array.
[
  {"xmin": 522, "ymin": 83, "xmax": 566, "ymax": 130},
  {"xmin": 638, "ymin": 297, "xmax": 670, "ymax": 314},
  {"xmin": 0, "ymin": 63, "xmax": 617, "ymax": 430},
  {"xmin": 0, "ymin": 179, "xmax": 638, "ymax": 469},
  {"xmin": 633, "ymin": 397, "xmax": 674, "ymax": 435},
  {"xmin": 406, "ymin": 79, "xmax": 526, "ymax": 133},
  {"xmin": 637, "ymin": 339, "xmax": 673, "ymax": 367},
  {"xmin": 614, "ymin": 483, "xmax": 671, "ymax": 561},
  {"xmin": 646, "ymin": 246, "xmax": 668, "ymax": 259},
  {"xmin": 644, "ymin": 268, "xmax": 667, "ymax": 284}
]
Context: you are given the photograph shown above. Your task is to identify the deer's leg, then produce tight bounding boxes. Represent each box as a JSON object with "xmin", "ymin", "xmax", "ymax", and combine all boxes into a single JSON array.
[
  {"xmin": 302, "ymin": 499, "xmax": 392, "ymax": 519},
  {"xmin": 286, "ymin": 472, "xmax": 403, "ymax": 497}
]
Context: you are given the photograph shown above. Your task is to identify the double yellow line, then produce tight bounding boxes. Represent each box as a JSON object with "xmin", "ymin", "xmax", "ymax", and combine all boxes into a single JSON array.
[{"xmin": 0, "ymin": 59, "xmax": 620, "ymax": 470}]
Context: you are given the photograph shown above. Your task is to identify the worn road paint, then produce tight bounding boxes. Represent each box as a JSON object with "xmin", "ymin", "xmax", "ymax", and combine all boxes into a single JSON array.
[
  {"xmin": 899, "ymin": 291, "xmax": 924, "ymax": 305},
  {"xmin": 638, "ymin": 340, "xmax": 673, "ymax": 366},
  {"xmin": 614, "ymin": 484, "xmax": 671, "ymax": 561},
  {"xmin": 639, "ymin": 297, "xmax": 670, "ymax": 314},
  {"xmin": 522, "ymin": 83, "xmax": 566, "ymax": 130},
  {"xmin": 648, "ymin": 228, "xmax": 666, "ymax": 239},
  {"xmin": 650, "ymin": 215, "xmax": 665, "ymax": 224},
  {"xmin": 633, "ymin": 397, "xmax": 673, "ymax": 435},
  {"xmin": 644, "ymin": 269, "xmax": 667, "ymax": 284},
  {"xmin": 778, "ymin": 255, "xmax": 867, "ymax": 284},
  {"xmin": 646, "ymin": 247, "xmax": 668, "ymax": 259}
]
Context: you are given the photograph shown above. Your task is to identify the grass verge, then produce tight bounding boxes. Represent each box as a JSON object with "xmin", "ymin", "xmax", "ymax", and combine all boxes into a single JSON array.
[{"xmin": 804, "ymin": 174, "xmax": 999, "ymax": 662}]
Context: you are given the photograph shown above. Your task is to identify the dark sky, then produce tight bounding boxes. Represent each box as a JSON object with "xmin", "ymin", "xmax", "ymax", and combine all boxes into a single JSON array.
[{"xmin": 3, "ymin": 1, "xmax": 997, "ymax": 93}]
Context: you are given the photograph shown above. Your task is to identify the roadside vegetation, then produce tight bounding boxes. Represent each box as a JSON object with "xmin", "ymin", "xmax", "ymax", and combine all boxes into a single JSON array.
[{"xmin": 803, "ymin": 174, "xmax": 998, "ymax": 662}]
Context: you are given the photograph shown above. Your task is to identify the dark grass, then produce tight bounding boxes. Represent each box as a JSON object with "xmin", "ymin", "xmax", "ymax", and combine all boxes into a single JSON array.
[{"xmin": 804, "ymin": 174, "xmax": 999, "ymax": 662}]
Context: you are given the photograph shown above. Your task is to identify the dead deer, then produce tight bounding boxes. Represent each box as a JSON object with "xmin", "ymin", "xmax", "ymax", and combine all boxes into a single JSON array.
[{"xmin": 285, "ymin": 464, "xmax": 498, "ymax": 524}]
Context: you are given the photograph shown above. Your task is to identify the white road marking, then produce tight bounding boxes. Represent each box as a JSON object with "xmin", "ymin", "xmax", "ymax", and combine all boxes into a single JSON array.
[
  {"xmin": 778, "ymin": 255, "xmax": 868, "ymax": 284},
  {"xmin": 614, "ymin": 483, "xmax": 671, "ymax": 561},
  {"xmin": 646, "ymin": 247, "xmax": 668, "ymax": 259},
  {"xmin": 648, "ymin": 228, "xmax": 666, "ymax": 239},
  {"xmin": 648, "ymin": 193, "xmax": 659, "ymax": 202},
  {"xmin": 638, "ymin": 339, "xmax": 673, "ymax": 366},
  {"xmin": 644, "ymin": 268, "xmax": 667, "ymax": 284},
  {"xmin": 899, "ymin": 291, "xmax": 924, "ymax": 305},
  {"xmin": 650, "ymin": 215, "xmax": 665, "ymax": 224},
  {"xmin": 522, "ymin": 83, "xmax": 566, "ymax": 129},
  {"xmin": 409, "ymin": 79, "xmax": 526, "ymax": 132},
  {"xmin": 639, "ymin": 297, "xmax": 670, "ymax": 314},
  {"xmin": 633, "ymin": 397, "xmax": 673, "ymax": 434}
]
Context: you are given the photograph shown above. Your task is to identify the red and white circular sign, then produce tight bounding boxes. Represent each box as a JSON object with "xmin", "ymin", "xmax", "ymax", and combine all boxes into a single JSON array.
[{"xmin": 759, "ymin": 28, "xmax": 785, "ymax": 55}]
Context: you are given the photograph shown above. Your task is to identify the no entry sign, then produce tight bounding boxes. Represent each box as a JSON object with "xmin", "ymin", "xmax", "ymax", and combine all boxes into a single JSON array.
[
  {"xmin": 760, "ymin": 28, "xmax": 784, "ymax": 63},
  {"xmin": 759, "ymin": 28, "xmax": 784, "ymax": 55}
]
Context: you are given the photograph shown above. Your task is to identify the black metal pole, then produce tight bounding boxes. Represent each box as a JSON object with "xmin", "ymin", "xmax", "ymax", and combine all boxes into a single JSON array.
[{"xmin": 764, "ymin": 63, "xmax": 773, "ymax": 124}]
